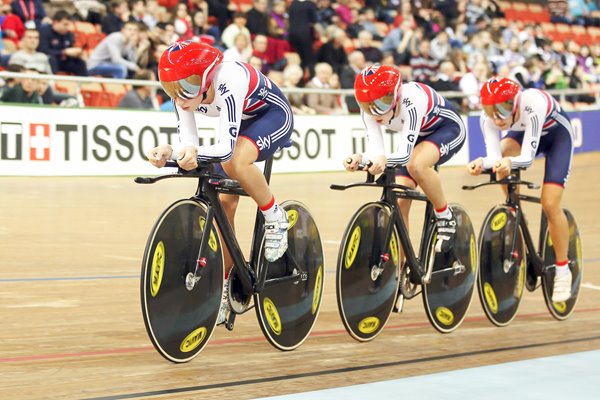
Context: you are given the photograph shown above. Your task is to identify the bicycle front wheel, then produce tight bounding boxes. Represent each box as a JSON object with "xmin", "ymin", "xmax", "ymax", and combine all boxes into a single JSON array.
[
  {"xmin": 336, "ymin": 202, "xmax": 400, "ymax": 342},
  {"xmin": 254, "ymin": 200, "xmax": 324, "ymax": 351},
  {"xmin": 541, "ymin": 209, "xmax": 583, "ymax": 320},
  {"xmin": 140, "ymin": 199, "xmax": 224, "ymax": 363},
  {"xmin": 423, "ymin": 204, "xmax": 477, "ymax": 333},
  {"xmin": 477, "ymin": 205, "xmax": 526, "ymax": 327}
]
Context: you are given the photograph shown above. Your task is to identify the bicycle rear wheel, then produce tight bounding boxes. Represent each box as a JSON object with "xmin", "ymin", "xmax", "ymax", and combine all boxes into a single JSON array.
[
  {"xmin": 336, "ymin": 202, "xmax": 400, "ymax": 342},
  {"xmin": 140, "ymin": 199, "xmax": 224, "ymax": 363},
  {"xmin": 541, "ymin": 209, "xmax": 583, "ymax": 320},
  {"xmin": 423, "ymin": 204, "xmax": 477, "ymax": 333},
  {"xmin": 477, "ymin": 205, "xmax": 526, "ymax": 327},
  {"xmin": 254, "ymin": 200, "xmax": 324, "ymax": 351}
]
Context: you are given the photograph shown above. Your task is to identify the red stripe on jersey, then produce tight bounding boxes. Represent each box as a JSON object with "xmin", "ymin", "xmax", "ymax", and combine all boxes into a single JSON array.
[
  {"xmin": 243, "ymin": 62, "xmax": 260, "ymax": 98},
  {"xmin": 416, "ymin": 82, "xmax": 433, "ymax": 114},
  {"xmin": 422, "ymin": 115, "xmax": 440, "ymax": 131}
]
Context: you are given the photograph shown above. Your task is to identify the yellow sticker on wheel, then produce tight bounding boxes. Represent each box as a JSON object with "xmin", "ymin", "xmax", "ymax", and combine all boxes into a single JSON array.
[
  {"xmin": 435, "ymin": 307, "xmax": 455, "ymax": 326},
  {"xmin": 483, "ymin": 282, "xmax": 498, "ymax": 314},
  {"xmin": 358, "ymin": 317, "xmax": 380, "ymax": 334},
  {"xmin": 491, "ymin": 212, "xmax": 507, "ymax": 231},
  {"xmin": 553, "ymin": 301, "xmax": 567, "ymax": 313},
  {"xmin": 287, "ymin": 209, "xmax": 298, "ymax": 230},
  {"xmin": 390, "ymin": 231, "xmax": 399, "ymax": 265},
  {"xmin": 264, "ymin": 297, "xmax": 282, "ymax": 335},
  {"xmin": 345, "ymin": 226, "xmax": 361, "ymax": 269},
  {"xmin": 470, "ymin": 234, "xmax": 477, "ymax": 273},
  {"xmin": 199, "ymin": 217, "xmax": 218, "ymax": 252},
  {"xmin": 150, "ymin": 241, "xmax": 165, "ymax": 297},
  {"xmin": 312, "ymin": 265, "xmax": 323, "ymax": 315},
  {"xmin": 180, "ymin": 326, "xmax": 207, "ymax": 353}
]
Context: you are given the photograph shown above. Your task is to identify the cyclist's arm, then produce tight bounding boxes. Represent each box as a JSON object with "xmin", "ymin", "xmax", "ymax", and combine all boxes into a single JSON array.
[
  {"xmin": 361, "ymin": 111, "xmax": 386, "ymax": 163},
  {"xmin": 173, "ymin": 102, "xmax": 200, "ymax": 153},
  {"xmin": 387, "ymin": 84, "xmax": 426, "ymax": 166},
  {"xmin": 197, "ymin": 68, "xmax": 246, "ymax": 162},
  {"xmin": 479, "ymin": 114, "xmax": 503, "ymax": 169},
  {"xmin": 506, "ymin": 91, "xmax": 544, "ymax": 169}
]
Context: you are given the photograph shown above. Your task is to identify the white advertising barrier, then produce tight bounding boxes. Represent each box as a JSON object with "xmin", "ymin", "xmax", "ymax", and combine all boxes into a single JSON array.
[{"xmin": 0, "ymin": 105, "xmax": 470, "ymax": 176}]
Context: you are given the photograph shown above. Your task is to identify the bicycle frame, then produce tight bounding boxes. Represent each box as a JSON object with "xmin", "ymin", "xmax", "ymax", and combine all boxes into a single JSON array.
[
  {"xmin": 464, "ymin": 170, "xmax": 547, "ymax": 277},
  {"xmin": 332, "ymin": 166, "xmax": 434, "ymax": 285},
  {"xmin": 136, "ymin": 157, "xmax": 305, "ymax": 301}
]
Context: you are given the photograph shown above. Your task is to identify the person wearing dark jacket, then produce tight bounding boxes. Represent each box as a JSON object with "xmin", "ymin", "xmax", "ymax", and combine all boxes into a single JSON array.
[
  {"xmin": 245, "ymin": 0, "xmax": 269, "ymax": 36},
  {"xmin": 38, "ymin": 10, "xmax": 87, "ymax": 76},
  {"xmin": 288, "ymin": 0, "xmax": 318, "ymax": 76}
]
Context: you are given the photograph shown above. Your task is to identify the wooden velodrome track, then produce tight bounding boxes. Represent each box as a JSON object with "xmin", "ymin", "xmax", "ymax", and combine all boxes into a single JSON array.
[{"xmin": 1, "ymin": 153, "xmax": 599, "ymax": 400}]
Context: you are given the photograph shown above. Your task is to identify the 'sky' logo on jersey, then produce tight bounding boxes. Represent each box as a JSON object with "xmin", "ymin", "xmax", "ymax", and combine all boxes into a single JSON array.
[
  {"xmin": 258, "ymin": 87, "xmax": 268, "ymax": 99},
  {"xmin": 440, "ymin": 143, "xmax": 449, "ymax": 156},
  {"xmin": 402, "ymin": 98, "xmax": 412, "ymax": 107},
  {"xmin": 218, "ymin": 83, "xmax": 229, "ymax": 95},
  {"xmin": 256, "ymin": 135, "xmax": 271, "ymax": 150}
]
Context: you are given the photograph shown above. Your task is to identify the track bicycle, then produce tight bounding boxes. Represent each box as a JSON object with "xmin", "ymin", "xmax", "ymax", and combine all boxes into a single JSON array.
[
  {"xmin": 463, "ymin": 169, "xmax": 582, "ymax": 326},
  {"xmin": 331, "ymin": 165, "xmax": 477, "ymax": 341},
  {"xmin": 135, "ymin": 157, "xmax": 324, "ymax": 363}
]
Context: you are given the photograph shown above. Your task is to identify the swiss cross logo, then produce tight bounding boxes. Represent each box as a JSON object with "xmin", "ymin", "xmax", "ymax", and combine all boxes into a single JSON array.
[{"xmin": 29, "ymin": 124, "xmax": 50, "ymax": 161}]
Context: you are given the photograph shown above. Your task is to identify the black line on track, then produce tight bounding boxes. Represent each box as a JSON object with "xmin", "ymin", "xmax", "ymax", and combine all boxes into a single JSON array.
[{"xmin": 84, "ymin": 335, "xmax": 600, "ymax": 400}]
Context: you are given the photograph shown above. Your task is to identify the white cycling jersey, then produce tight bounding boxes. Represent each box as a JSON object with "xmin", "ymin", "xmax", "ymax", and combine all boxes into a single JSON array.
[
  {"xmin": 479, "ymin": 88, "xmax": 572, "ymax": 169},
  {"xmin": 362, "ymin": 81, "xmax": 464, "ymax": 166},
  {"xmin": 172, "ymin": 61, "xmax": 290, "ymax": 162}
]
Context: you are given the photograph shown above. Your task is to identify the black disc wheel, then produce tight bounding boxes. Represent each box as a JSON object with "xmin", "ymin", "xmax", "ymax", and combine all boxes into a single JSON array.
[
  {"xmin": 141, "ymin": 199, "xmax": 224, "ymax": 363},
  {"xmin": 477, "ymin": 205, "xmax": 526, "ymax": 327},
  {"xmin": 336, "ymin": 202, "xmax": 400, "ymax": 342},
  {"xmin": 423, "ymin": 204, "xmax": 477, "ymax": 333},
  {"xmin": 254, "ymin": 200, "xmax": 324, "ymax": 351},
  {"xmin": 541, "ymin": 209, "xmax": 583, "ymax": 320}
]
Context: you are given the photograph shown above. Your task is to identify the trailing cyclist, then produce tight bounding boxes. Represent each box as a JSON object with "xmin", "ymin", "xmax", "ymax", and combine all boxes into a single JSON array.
[{"xmin": 467, "ymin": 77, "xmax": 574, "ymax": 303}]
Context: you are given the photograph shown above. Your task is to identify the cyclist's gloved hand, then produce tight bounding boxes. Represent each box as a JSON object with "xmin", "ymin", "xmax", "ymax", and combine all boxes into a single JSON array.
[
  {"xmin": 368, "ymin": 154, "xmax": 387, "ymax": 175},
  {"xmin": 343, "ymin": 154, "xmax": 363, "ymax": 171},
  {"xmin": 493, "ymin": 157, "xmax": 512, "ymax": 176},
  {"xmin": 467, "ymin": 157, "xmax": 484, "ymax": 175},
  {"xmin": 148, "ymin": 144, "xmax": 173, "ymax": 168},
  {"xmin": 177, "ymin": 145, "xmax": 199, "ymax": 171}
]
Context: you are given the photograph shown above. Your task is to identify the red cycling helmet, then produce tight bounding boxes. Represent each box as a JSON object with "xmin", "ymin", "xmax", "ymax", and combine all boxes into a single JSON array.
[
  {"xmin": 354, "ymin": 64, "xmax": 402, "ymax": 116},
  {"xmin": 158, "ymin": 40, "xmax": 223, "ymax": 100},
  {"xmin": 480, "ymin": 77, "xmax": 521, "ymax": 120}
]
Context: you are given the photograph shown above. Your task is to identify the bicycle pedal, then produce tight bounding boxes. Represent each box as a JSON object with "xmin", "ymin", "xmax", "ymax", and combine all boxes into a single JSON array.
[
  {"xmin": 393, "ymin": 294, "xmax": 405, "ymax": 313},
  {"xmin": 225, "ymin": 312, "xmax": 236, "ymax": 331}
]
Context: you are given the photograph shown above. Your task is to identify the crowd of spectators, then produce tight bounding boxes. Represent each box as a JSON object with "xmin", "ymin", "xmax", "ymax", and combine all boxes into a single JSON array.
[{"xmin": 0, "ymin": 0, "xmax": 600, "ymax": 112}]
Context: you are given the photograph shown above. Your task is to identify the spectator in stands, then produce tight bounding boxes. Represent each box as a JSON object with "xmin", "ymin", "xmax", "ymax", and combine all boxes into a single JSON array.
[
  {"xmin": 357, "ymin": 7, "xmax": 383, "ymax": 41},
  {"xmin": 191, "ymin": 10, "xmax": 220, "ymax": 44},
  {"xmin": 568, "ymin": 65, "xmax": 596, "ymax": 105},
  {"xmin": 502, "ymin": 37, "xmax": 525, "ymax": 70},
  {"xmin": 102, "ymin": 0, "xmax": 129, "ymax": 35},
  {"xmin": 246, "ymin": 0, "xmax": 269, "ymax": 36},
  {"xmin": 222, "ymin": 33, "xmax": 252, "ymax": 62},
  {"xmin": 409, "ymin": 39, "xmax": 438, "ymax": 84},
  {"xmin": 304, "ymin": 62, "xmax": 344, "ymax": 114},
  {"xmin": 37, "ymin": 71, "xmax": 77, "ymax": 106},
  {"xmin": 430, "ymin": 31, "xmax": 451, "ymax": 63},
  {"xmin": 315, "ymin": 0, "xmax": 336, "ymax": 31},
  {"xmin": 128, "ymin": 0, "xmax": 147, "ymax": 25},
  {"xmin": 288, "ymin": 0, "xmax": 318, "ymax": 77},
  {"xmin": 268, "ymin": 0, "xmax": 289, "ymax": 40},
  {"xmin": 248, "ymin": 54, "xmax": 264, "ymax": 72},
  {"xmin": 38, "ymin": 10, "xmax": 88, "ymax": 76},
  {"xmin": 10, "ymin": 0, "xmax": 47, "ymax": 29},
  {"xmin": 221, "ymin": 12, "xmax": 251, "ymax": 51},
  {"xmin": 340, "ymin": 50, "xmax": 365, "ymax": 113},
  {"xmin": 118, "ymin": 68, "xmax": 156, "ymax": 109},
  {"xmin": 282, "ymin": 63, "xmax": 316, "ymax": 115},
  {"xmin": 316, "ymin": 26, "xmax": 348, "ymax": 76},
  {"xmin": 87, "ymin": 21, "xmax": 140, "ymax": 79},
  {"xmin": 356, "ymin": 30, "xmax": 383, "ymax": 64},
  {"xmin": 174, "ymin": 3, "xmax": 194, "ymax": 39},
  {"xmin": 429, "ymin": 60, "xmax": 462, "ymax": 109},
  {"xmin": 0, "ymin": 67, "xmax": 40, "ymax": 104},
  {"xmin": 250, "ymin": 34, "xmax": 271, "ymax": 74},
  {"xmin": 72, "ymin": 0, "xmax": 106, "ymax": 25},
  {"xmin": 1, "ymin": 3, "xmax": 25, "ymax": 50},
  {"xmin": 459, "ymin": 61, "xmax": 489, "ymax": 111},
  {"xmin": 9, "ymin": 28, "xmax": 52, "ymax": 74}
]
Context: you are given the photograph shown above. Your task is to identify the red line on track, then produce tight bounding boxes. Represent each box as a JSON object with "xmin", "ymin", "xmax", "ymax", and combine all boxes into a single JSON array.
[{"xmin": 2, "ymin": 307, "xmax": 599, "ymax": 363}]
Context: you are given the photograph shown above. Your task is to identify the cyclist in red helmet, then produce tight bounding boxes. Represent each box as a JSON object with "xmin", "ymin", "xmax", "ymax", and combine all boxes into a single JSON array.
[
  {"xmin": 345, "ymin": 64, "xmax": 466, "ymax": 253},
  {"xmin": 467, "ymin": 77, "xmax": 575, "ymax": 302},
  {"xmin": 147, "ymin": 40, "xmax": 294, "ymax": 324}
]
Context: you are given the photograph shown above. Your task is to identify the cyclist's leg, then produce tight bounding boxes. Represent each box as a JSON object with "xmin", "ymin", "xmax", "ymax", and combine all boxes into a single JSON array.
[
  {"xmin": 539, "ymin": 118, "xmax": 574, "ymax": 301},
  {"xmin": 218, "ymin": 193, "xmax": 240, "ymax": 276}
]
